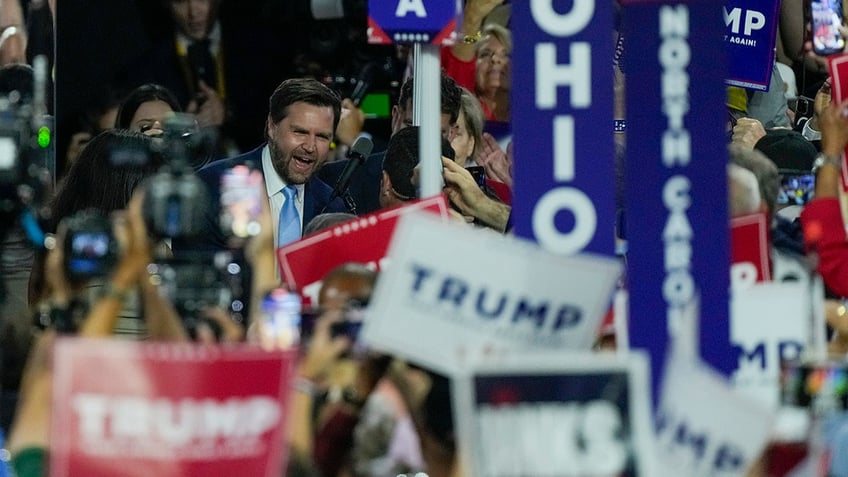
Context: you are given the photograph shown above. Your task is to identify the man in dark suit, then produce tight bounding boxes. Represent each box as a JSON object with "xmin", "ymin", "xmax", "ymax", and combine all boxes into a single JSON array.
[
  {"xmin": 124, "ymin": 0, "xmax": 286, "ymax": 153},
  {"xmin": 187, "ymin": 78, "xmax": 347, "ymax": 252},
  {"xmin": 318, "ymin": 71, "xmax": 463, "ymax": 215}
]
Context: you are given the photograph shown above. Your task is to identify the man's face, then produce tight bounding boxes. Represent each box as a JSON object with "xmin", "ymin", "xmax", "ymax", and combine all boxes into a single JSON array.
[
  {"xmin": 169, "ymin": 0, "xmax": 216, "ymax": 41},
  {"xmin": 391, "ymin": 99, "xmax": 455, "ymax": 139},
  {"xmin": 267, "ymin": 101, "xmax": 335, "ymax": 185}
]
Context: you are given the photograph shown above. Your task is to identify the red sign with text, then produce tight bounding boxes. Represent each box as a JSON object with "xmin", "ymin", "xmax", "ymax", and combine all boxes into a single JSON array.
[
  {"xmin": 277, "ymin": 195, "xmax": 450, "ymax": 299},
  {"xmin": 731, "ymin": 213, "xmax": 772, "ymax": 286},
  {"xmin": 50, "ymin": 339, "xmax": 296, "ymax": 477},
  {"xmin": 826, "ymin": 54, "xmax": 848, "ymax": 227}
]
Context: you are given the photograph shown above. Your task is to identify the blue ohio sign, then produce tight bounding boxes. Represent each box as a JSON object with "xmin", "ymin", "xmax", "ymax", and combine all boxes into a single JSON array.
[
  {"xmin": 368, "ymin": 0, "xmax": 461, "ymax": 45},
  {"xmin": 511, "ymin": 0, "xmax": 615, "ymax": 257}
]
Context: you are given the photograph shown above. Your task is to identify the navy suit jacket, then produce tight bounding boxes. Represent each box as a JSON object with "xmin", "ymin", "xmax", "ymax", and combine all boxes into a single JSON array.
[
  {"xmin": 317, "ymin": 151, "xmax": 386, "ymax": 216},
  {"xmin": 177, "ymin": 145, "xmax": 346, "ymax": 253}
]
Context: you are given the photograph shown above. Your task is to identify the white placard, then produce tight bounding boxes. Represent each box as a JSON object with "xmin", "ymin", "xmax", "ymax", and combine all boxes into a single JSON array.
[
  {"xmin": 452, "ymin": 351, "xmax": 657, "ymax": 477},
  {"xmin": 731, "ymin": 282, "xmax": 810, "ymax": 409},
  {"xmin": 655, "ymin": 346, "xmax": 774, "ymax": 477},
  {"xmin": 361, "ymin": 213, "xmax": 623, "ymax": 374}
]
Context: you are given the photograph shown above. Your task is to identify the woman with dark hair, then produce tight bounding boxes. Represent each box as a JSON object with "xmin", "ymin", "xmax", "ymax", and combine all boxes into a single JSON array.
[
  {"xmin": 114, "ymin": 83, "xmax": 182, "ymax": 136},
  {"xmin": 29, "ymin": 130, "xmax": 161, "ymax": 311},
  {"xmin": 48, "ymin": 129, "xmax": 161, "ymax": 229}
]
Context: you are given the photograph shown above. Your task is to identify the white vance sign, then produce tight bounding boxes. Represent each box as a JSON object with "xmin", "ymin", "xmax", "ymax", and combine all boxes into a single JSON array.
[{"xmin": 452, "ymin": 352, "xmax": 657, "ymax": 477}]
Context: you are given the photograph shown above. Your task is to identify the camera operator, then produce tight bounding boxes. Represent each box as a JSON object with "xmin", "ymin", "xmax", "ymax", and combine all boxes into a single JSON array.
[
  {"xmin": 28, "ymin": 130, "xmax": 161, "ymax": 337},
  {"xmin": 5, "ymin": 186, "xmax": 190, "ymax": 477}
]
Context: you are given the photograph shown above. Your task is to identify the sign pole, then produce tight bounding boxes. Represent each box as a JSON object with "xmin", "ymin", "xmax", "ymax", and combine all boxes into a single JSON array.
[
  {"xmin": 367, "ymin": 0, "xmax": 461, "ymax": 199},
  {"xmin": 413, "ymin": 42, "xmax": 443, "ymax": 198}
]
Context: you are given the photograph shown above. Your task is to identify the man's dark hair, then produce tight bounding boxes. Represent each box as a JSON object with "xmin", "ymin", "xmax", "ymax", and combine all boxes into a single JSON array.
[
  {"xmin": 383, "ymin": 126, "xmax": 455, "ymax": 200},
  {"xmin": 397, "ymin": 70, "xmax": 463, "ymax": 125},
  {"xmin": 268, "ymin": 78, "xmax": 342, "ymax": 132}
]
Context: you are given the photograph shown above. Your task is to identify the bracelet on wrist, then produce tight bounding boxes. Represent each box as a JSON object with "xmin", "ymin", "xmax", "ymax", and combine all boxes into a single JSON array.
[
  {"xmin": 293, "ymin": 376, "xmax": 317, "ymax": 397},
  {"xmin": 462, "ymin": 31, "xmax": 482, "ymax": 44},
  {"xmin": 812, "ymin": 152, "xmax": 842, "ymax": 176}
]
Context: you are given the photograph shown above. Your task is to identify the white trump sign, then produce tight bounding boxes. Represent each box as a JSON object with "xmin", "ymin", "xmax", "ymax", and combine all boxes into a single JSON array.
[{"xmin": 361, "ymin": 213, "xmax": 622, "ymax": 374}]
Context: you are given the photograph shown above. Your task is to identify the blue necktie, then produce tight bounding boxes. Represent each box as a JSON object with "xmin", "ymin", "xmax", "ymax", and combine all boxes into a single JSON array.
[{"xmin": 278, "ymin": 186, "xmax": 301, "ymax": 247}]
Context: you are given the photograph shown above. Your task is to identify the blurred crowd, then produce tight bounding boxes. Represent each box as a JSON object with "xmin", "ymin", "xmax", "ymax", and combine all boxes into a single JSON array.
[{"xmin": 2, "ymin": 0, "xmax": 848, "ymax": 476}]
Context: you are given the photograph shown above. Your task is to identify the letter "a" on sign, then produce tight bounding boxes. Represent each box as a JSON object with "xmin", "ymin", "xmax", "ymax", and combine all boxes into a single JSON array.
[{"xmin": 396, "ymin": 0, "xmax": 428, "ymax": 17}]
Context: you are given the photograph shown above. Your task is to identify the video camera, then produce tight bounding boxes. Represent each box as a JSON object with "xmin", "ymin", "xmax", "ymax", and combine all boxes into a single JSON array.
[
  {"xmin": 0, "ymin": 57, "xmax": 53, "ymax": 246},
  {"xmin": 141, "ymin": 114, "xmax": 214, "ymax": 241},
  {"xmin": 127, "ymin": 115, "xmax": 249, "ymax": 337}
]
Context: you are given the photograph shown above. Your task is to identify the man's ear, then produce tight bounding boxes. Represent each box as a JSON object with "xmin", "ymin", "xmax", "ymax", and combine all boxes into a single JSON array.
[
  {"xmin": 265, "ymin": 116, "xmax": 275, "ymax": 140},
  {"xmin": 380, "ymin": 170, "xmax": 392, "ymax": 195},
  {"xmin": 390, "ymin": 105, "xmax": 401, "ymax": 134}
]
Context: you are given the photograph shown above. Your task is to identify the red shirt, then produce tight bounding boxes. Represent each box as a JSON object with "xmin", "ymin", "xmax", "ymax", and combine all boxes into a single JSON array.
[
  {"xmin": 801, "ymin": 197, "xmax": 848, "ymax": 296},
  {"xmin": 440, "ymin": 47, "xmax": 497, "ymax": 121}
]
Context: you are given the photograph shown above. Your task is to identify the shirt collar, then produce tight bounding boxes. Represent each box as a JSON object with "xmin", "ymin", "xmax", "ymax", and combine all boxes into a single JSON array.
[
  {"xmin": 176, "ymin": 21, "xmax": 221, "ymax": 55},
  {"xmin": 262, "ymin": 145, "xmax": 304, "ymax": 199}
]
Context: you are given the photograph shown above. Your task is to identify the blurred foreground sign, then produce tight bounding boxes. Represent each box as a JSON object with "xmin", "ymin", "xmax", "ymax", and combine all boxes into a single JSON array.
[
  {"xmin": 50, "ymin": 339, "xmax": 296, "ymax": 477},
  {"xmin": 361, "ymin": 213, "xmax": 622, "ymax": 374},
  {"xmin": 656, "ymin": 346, "xmax": 773, "ymax": 477},
  {"xmin": 731, "ymin": 282, "xmax": 810, "ymax": 409},
  {"xmin": 453, "ymin": 352, "xmax": 657, "ymax": 476}
]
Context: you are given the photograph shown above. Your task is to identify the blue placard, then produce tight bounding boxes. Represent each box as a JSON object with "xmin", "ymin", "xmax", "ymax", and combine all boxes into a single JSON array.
[
  {"xmin": 368, "ymin": 0, "xmax": 460, "ymax": 45},
  {"xmin": 623, "ymin": 0, "xmax": 733, "ymax": 403},
  {"xmin": 511, "ymin": 1, "xmax": 615, "ymax": 256},
  {"xmin": 723, "ymin": 0, "xmax": 780, "ymax": 91}
]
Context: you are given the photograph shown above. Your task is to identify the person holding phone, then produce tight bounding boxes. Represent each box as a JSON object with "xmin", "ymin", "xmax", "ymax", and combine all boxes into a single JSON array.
[
  {"xmin": 801, "ymin": 98, "xmax": 848, "ymax": 297},
  {"xmin": 811, "ymin": 0, "xmax": 846, "ymax": 55}
]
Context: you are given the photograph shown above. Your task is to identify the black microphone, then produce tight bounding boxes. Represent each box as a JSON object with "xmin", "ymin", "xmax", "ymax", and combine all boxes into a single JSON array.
[
  {"xmin": 350, "ymin": 63, "xmax": 376, "ymax": 107},
  {"xmin": 327, "ymin": 134, "xmax": 374, "ymax": 210}
]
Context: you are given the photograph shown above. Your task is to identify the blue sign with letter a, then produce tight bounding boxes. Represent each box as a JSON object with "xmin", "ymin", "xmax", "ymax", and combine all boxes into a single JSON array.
[{"xmin": 368, "ymin": 0, "xmax": 461, "ymax": 45}]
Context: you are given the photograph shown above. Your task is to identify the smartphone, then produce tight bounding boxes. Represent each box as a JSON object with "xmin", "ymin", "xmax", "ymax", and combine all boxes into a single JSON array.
[
  {"xmin": 300, "ymin": 300, "xmax": 368, "ymax": 356},
  {"xmin": 259, "ymin": 287, "xmax": 302, "ymax": 350},
  {"xmin": 778, "ymin": 170, "xmax": 816, "ymax": 206},
  {"xmin": 220, "ymin": 164, "xmax": 263, "ymax": 238},
  {"xmin": 63, "ymin": 210, "xmax": 118, "ymax": 284},
  {"xmin": 811, "ymin": 0, "xmax": 846, "ymax": 56},
  {"xmin": 466, "ymin": 165, "xmax": 487, "ymax": 188}
]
